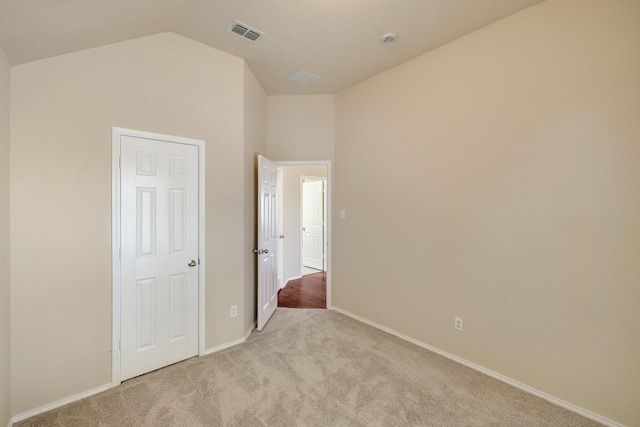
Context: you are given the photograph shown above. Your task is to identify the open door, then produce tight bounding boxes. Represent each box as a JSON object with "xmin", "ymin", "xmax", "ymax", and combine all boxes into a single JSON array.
[
  {"xmin": 256, "ymin": 155, "xmax": 278, "ymax": 331},
  {"xmin": 302, "ymin": 179, "xmax": 325, "ymax": 271}
]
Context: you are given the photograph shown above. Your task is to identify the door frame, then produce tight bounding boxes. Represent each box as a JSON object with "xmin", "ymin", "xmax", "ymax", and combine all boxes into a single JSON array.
[
  {"xmin": 276, "ymin": 168, "xmax": 284, "ymax": 290},
  {"xmin": 276, "ymin": 161, "xmax": 332, "ymax": 309},
  {"xmin": 300, "ymin": 176, "xmax": 326, "ymax": 272},
  {"xmin": 111, "ymin": 127, "xmax": 206, "ymax": 386}
]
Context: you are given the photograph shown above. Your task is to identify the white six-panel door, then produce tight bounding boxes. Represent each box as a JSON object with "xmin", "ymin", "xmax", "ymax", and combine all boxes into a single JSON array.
[
  {"xmin": 120, "ymin": 135, "xmax": 199, "ymax": 381},
  {"xmin": 302, "ymin": 179, "xmax": 324, "ymax": 271},
  {"xmin": 257, "ymin": 155, "xmax": 278, "ymax": 331}
]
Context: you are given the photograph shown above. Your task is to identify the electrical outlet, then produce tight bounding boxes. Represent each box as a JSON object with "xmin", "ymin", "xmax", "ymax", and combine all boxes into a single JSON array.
[
  {"xmin": 454, "ymin": 317, "xmax": 463, "ymax": 331},
  {"xmin": 230, "ymin": 305, "xmax": 238, "ymax": 317}
]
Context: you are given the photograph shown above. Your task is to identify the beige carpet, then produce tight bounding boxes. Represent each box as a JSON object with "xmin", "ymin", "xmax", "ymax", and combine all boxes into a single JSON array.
[{"xmin": 17, "ymin": 309, "xmax": 601, "ymax": 426}]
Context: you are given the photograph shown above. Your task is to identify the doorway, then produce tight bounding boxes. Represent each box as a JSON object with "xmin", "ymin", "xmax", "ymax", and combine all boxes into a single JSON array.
[{"xmin": 275, "ymin": 162, "xmax": 330, "ymax": 310}]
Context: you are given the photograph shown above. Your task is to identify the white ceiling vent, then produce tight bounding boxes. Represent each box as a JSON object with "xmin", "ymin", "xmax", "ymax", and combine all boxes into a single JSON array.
[
  {"xmin": 227, "ymin": 20, "xmax": 264, "ymax": 43},
  {"xmin": 288, "ymin": 70, "xmax": 320, "ymax": 86}
]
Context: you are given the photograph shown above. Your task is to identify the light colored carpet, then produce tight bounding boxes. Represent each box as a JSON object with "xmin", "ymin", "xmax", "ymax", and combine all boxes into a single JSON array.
[{"xmin": 17, "ymin": 309, "xmax": 601, "ymax": 426}]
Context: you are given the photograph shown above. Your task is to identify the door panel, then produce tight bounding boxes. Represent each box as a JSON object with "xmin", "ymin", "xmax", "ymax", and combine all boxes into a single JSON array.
[
  {"xmin": 257, "ymin": 155, "xmax": 278, "ymax": 331},
  {"xmin": 302, "ymin": 180, "xmax": 324, "ymax": 270},
  {"xmin": 276, "ymin": 169, "xmax": 284, "ymax": 289},
  {"xmin": 120, "ymin": 136, "xmax": 199, "ymax": 381}
]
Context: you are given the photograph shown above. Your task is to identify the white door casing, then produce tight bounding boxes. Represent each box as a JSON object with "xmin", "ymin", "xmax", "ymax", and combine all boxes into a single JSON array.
[
  {"xmin": 112, "ymin": 128, "xmax": 205, "ymax": 384},
  {"xmin": 257, "ymin": 155, "xmax": 279, "ymax": 331},
  {"xmin": 302, "ymin": 179, "xmax": 325, "ymax": 271},
  {"xmin": 276, "ymin": 161, "xmax": 332, "ymax": 309},
  {"xmin": 276, "ymin": 168, "xmax": 284, "ymax": 289}
]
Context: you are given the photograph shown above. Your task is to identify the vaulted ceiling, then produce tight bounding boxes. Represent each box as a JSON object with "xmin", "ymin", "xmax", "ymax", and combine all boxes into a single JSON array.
[{"xmin": 0, "ymin": 0, "xmax": 543, "ymax": 95}]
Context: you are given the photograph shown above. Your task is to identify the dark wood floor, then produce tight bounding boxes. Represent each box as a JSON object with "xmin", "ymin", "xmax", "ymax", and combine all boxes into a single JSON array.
[{"xmin": 278, "ymin": 271, "xmax": 326, "ymax": 309}]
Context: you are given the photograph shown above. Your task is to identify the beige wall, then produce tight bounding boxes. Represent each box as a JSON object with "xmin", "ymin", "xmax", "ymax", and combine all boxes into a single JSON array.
[
  {"xmin": 4, "ymin": 1, "xmax": 639, "ymax": 424},
  {"xmin": 333, "ymin": 0, "xmax": 640, "ymax": 425},
  {"xmin": 267, "ymin": 95, "xmax": 335, "ymax": 161},
  {"xmin": 281, "ymin": 166, "xmax": 327, "ymax": 283},
  {"xmin": 0, "ymin": 46, "xmax": 11, "ymax": 427},
  {"xmin": 266, "ymin": 94, "xmax": 334, "ymax": 289},
  {"xmin": 10, "ymin": 33, "xmax": 249, "ymax": 415},
  {"xmin": 242, "ymin": 63, "xmax": 267, "ymax": 332}
]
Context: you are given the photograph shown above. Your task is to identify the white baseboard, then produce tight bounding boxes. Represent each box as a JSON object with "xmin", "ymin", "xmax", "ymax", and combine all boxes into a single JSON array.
[
  {"xmin": 283, "ymin": 275, "xmax": 302, "ymax": 288},
  {"xmin": 11, "ymin": 383, "xmax": 112, "ymax": 424},
  {"xmin": 205, "ymin": 322, "xmax": 256, "ymax": 355},
  {"xmin": 205, "ymin": 337, "xmax": 246, "ymax": 355},
  {"xmin": 331, "ymin": 307, "xmax": 622, "ymax": 427},
  {"xmin": 12, "ymin": 312, "xmax": 618, "ymax": 426},
  {"xmin": 11, "ymin": 325, "xmax": 259, "ymax": 424},
  {"xmin": 244, "ymin": 322, "xmax": 256, "ymax": 340}
]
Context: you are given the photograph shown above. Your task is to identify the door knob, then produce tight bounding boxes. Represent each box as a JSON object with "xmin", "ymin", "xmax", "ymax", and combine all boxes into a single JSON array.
[
  {"xmin": 188, "ymin": 260, "xmax": 197, "ymax": 267},
  {"xmin": 263, "ymin": 249, "xmax": 269, "ymax": 254}
]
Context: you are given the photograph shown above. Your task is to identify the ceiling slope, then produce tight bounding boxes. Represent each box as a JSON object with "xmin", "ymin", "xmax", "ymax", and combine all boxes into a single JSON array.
[{"xmin": 0, "ymin": 0, "xmax": 544, "ymax": 95}]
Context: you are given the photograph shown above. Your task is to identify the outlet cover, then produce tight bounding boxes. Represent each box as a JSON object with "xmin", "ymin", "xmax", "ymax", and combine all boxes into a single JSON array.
[
  {"xmin": 230, "ymin": 305, "xmax": 238, "ymax": 317},
  {"xmin": 455, "ymin": 317, "xmax": 463, "ymax": 331}
]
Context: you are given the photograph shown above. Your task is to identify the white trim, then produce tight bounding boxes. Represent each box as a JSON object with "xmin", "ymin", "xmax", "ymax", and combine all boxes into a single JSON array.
[
  {"xmin": 332, "ymin": 307, "xmax": 622, "ymax": 427},
  {"xmin": 205, "ymin": 323, "xmax": 256, "ymax": 355},
  {"xmin": 283, "ymin": 275, "xmax": 302, "ymax": 287},
  {"xmin": 275, "ymin": 160, "xmax": 332, "ymax": 309},
  {"xmin": 111, "ymin": 132, "xmax": 121, "ymax": 387},
  {"xmin": 11, "ymin": 322, "xmax": 254, "ymax": 425},
  {"xmin": 197, "ymin": 137, "xmax": 206, "ymax": 357},
  {"xmin": 245, "ymin": 322, "xmax": 256, "ymax": 340},
  {"xmin": 111, "ymin": 127, "xmax": 206, "ymax": 387},
  {"xmin": 11, "ymin": 384, "xmax": 112, "ymax": 424}
]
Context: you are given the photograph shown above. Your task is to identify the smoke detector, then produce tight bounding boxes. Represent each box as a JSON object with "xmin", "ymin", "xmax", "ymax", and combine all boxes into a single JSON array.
[
  {"xmin": 381, "ymin": 33, "xmax": 398, "ymax": 44},
  {"xmin": 288, "ymin": 70, "xmax": 320, "ymax": 86},
  {"xmin": 227, "ymin": 20, "xmax": 265, "ymax": 43}
]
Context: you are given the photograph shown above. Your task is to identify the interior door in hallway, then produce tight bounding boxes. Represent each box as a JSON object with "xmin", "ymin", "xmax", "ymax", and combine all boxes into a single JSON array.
[
  {"xmin": 302, "ymin": 179, "xmax": 324, "ymax": 271},
  {"xmin": 120, "ymin": 135, "xmax": 199, "ymax": 381},
  {"xmin": 257, "ymin": 155, "xmax": 278, "ymax": 331}
]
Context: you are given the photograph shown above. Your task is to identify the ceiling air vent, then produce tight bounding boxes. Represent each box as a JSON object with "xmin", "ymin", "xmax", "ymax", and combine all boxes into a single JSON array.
[
  {"xmin": 288, "ymin": 70, "xmax": 320, "ymax": 86},
  {"xmin": 227, "ymin": 20, "xmax": 265, "ymax": 43}
]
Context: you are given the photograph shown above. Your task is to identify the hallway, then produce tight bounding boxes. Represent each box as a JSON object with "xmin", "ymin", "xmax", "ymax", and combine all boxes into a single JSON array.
[{"xmin": 278, "ymin": 271, "xmax": 326, "ymax": 309}]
